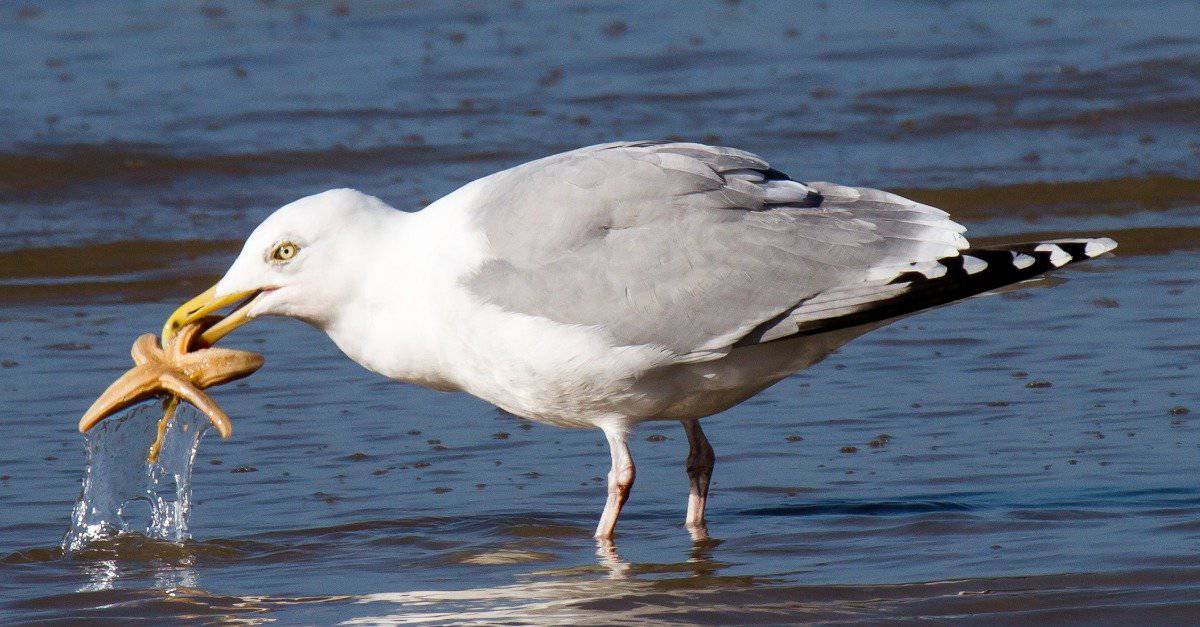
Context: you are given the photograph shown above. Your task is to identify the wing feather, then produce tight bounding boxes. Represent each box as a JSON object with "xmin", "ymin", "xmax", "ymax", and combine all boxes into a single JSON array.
[{"xmin": 465, "ymin": 141, "xmax": 969, "ymax": 358}]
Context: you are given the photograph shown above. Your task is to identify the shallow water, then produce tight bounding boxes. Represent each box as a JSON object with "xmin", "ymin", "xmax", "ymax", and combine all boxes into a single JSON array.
[{"xmin": 2, "ymin": 0, "xmax": 1199, "ymax": 623}]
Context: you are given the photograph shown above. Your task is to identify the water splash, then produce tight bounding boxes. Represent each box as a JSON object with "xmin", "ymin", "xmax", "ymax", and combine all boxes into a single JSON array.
[{"xmin": 63, "ymin": 402, "xmax": 211, "ymax": 554}]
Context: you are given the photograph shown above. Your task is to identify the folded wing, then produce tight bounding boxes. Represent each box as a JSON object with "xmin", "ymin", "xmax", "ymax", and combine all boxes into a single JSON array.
[{"xmin": 465, "ymin": 141, "xmax": 1105, "ymax": 361}]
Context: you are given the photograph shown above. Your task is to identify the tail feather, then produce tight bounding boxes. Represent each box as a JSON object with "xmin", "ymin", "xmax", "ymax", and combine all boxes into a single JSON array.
[{"xmin": 736, "ymin": 237, "xmax": 1116, "ymax": 345}]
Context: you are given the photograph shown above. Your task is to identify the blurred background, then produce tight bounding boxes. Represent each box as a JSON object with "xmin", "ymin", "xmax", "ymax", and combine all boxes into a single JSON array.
[
  {"xmin": 2, "ymin": 1, "xmax": 1199, "ymax": 623},
  {"xmin": 2, "ymin": 0, "xmax": 1197, "ymax": 262}
]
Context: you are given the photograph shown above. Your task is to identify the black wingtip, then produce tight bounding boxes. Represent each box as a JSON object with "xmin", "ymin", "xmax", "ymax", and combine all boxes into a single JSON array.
[{"xmin": 739, "ymin": 236, "xmax": 1118, "ymax": 345}]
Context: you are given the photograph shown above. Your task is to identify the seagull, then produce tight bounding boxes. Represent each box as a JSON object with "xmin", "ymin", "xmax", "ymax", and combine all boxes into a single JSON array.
[{"xmin": 161, "ymin": 141, "xmax": 1116, "ymax": 539}]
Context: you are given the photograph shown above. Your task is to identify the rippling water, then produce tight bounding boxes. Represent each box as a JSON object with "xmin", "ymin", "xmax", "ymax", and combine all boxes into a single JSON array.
[{"xmin": 2, "ymin": 0, "xmax": 1199, "ymax": 623}]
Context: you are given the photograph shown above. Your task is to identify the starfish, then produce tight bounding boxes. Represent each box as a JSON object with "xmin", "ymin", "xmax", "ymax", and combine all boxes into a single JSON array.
[{"xmin": 79, "ymin": 318, "xmax": 263, "ymax": 459}]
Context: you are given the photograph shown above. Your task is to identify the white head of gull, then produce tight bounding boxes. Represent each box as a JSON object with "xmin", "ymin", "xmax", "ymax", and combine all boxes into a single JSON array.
[{"xmin": 163, "ymin": 141, "xmax": 1117, "ymax": 539}]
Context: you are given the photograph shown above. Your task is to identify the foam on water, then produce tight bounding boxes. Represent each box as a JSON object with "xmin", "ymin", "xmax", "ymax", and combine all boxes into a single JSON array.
[{"xmin": 62, "ymin": 402, "xmax": 211, "ymax": 554}]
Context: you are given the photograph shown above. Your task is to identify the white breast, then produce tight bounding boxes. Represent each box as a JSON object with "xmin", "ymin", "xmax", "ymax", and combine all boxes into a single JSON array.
[{"xmin": 319, "ymin": 181, "xmax": 672, "ymax": 428}]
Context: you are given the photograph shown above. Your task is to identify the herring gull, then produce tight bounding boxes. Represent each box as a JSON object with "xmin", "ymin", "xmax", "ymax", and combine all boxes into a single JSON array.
[{"xmin": 161, "ymin": 141, "xmax": 1116, "ymax": 539}]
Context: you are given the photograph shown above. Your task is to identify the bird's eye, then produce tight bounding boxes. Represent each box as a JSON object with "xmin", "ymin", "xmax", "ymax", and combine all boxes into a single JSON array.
[{"xmin": 271, "ymin": 241, "xmax": 300, "ymax": 262}]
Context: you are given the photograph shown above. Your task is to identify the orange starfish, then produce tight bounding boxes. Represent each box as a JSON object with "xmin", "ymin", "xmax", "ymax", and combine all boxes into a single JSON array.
[{"xmin": 79, "ymin": 318, "xmax": 263, "ymax": 458}]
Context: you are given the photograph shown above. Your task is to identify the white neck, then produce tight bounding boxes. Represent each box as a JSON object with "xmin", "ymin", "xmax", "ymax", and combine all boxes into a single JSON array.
[{"xmin": 320, "ymin": 184, "xmax": 487, "ymax": 391}]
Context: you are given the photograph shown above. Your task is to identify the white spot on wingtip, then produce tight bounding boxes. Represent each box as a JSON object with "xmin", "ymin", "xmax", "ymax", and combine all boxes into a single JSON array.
[
  {"xmin": 962, "ymin": 255, "xmax": 987, "ymax": 274},
  {"xmin": 1011, "ymin": 252, "xmax": 1035, "ymax": 269},
  {"xmin": 1035, "ymin": 244, "xmax": 1071, "ymax": 267},
  {"xmin": 1085, "ymin": 237, "xmax": 1117, "ymax": 257}
]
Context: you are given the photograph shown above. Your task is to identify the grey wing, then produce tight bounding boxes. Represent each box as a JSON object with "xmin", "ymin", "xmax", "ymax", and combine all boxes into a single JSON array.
[{"xmin": 465, "ymin": 141, "xmax": 969, "ymax": 359}]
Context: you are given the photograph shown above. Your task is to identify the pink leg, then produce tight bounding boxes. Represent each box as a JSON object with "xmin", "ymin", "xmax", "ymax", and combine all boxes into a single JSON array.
[
  {"xmin": 594, "ymin": 428, "xmax": 635, "ymax": 539},
  {"xmin": 683, "ymin": 420, "xmax": 715, "ymax": 530}
]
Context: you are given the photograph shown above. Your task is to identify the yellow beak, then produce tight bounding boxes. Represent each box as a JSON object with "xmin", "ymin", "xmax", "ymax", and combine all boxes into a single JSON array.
[{"xmin": 163, "ymin": 284, "xmax": 261, "ymax": 346}]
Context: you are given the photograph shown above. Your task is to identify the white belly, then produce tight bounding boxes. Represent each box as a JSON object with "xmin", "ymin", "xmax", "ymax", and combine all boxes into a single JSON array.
[
  {"xmin": 629, "ymin": 323, "xmax": 882, "ymax": 421},
  {"xmin": 438, "ymin": 299, "xmax": 883, "ymax": 429},
  {"xmin": 442, "ymin": 304, "xmax": 670, "ymax": 428}
]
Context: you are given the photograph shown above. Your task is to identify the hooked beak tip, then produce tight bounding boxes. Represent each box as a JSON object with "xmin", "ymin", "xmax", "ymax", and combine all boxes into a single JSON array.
[{"xmin": 163, "ymin": 284, "xmax": 261, "ymax": 345}]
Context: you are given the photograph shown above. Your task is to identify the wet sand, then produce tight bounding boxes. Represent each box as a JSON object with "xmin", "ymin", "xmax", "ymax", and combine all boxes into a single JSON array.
[{"xmin": 1, "ymin": 0, "xmax": 1199, "ymax": 623}]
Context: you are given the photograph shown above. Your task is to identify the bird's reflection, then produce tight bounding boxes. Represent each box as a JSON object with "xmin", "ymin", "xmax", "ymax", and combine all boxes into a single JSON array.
[
  {"xmin": 594, "ymin": 538, "xmax": 631, "ymax": 579},
  {"xmin": 593, "ymin": 526, "xmax": 726, "ymax": 580},
  {"xmin": 687, "ymin": 535, "xmax": 723, "ymax": 578}
]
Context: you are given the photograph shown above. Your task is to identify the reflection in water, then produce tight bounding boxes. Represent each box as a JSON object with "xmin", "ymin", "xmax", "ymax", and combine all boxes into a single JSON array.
[
  {"xmin": 79, "ymin": 559, "xmax": 119, "ymax": 593},
  {"xmin": 350, "ymin": 578, "xmax": 661, "ymax": 625},
  {"xmin": 687, "ymin": 536, "xmax": 723, "ymax": 579},
  {"xmin": 152, "ymin": 555, "xmax": 199, "ymax": 593},
  {"xmin": 348, "ymin": 537, "xmax": 765, "ymax": 626},
  {"xmin": 79, "ymin": 551, "xmax": 199, "ymax": 594},
  {"xmin": 594, "ymin": 539, "xmax": 631, "ymax": 579}
]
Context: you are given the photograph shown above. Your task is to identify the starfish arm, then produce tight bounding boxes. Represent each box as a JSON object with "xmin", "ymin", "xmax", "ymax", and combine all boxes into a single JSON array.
[
  {"xmin": 159, "ymin": 371, "xmax": 233, "ymax": 438},
  {"xmin": 130, "ymin": 334, "xmax": 163, "ymax": 366},
  {"xmin": 79, "ymin": 365, "xmax": 163, "ymax": 433},
  {"xmin": 176, "ymin": 348, "xmax": 265, "ymax": 387}
]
